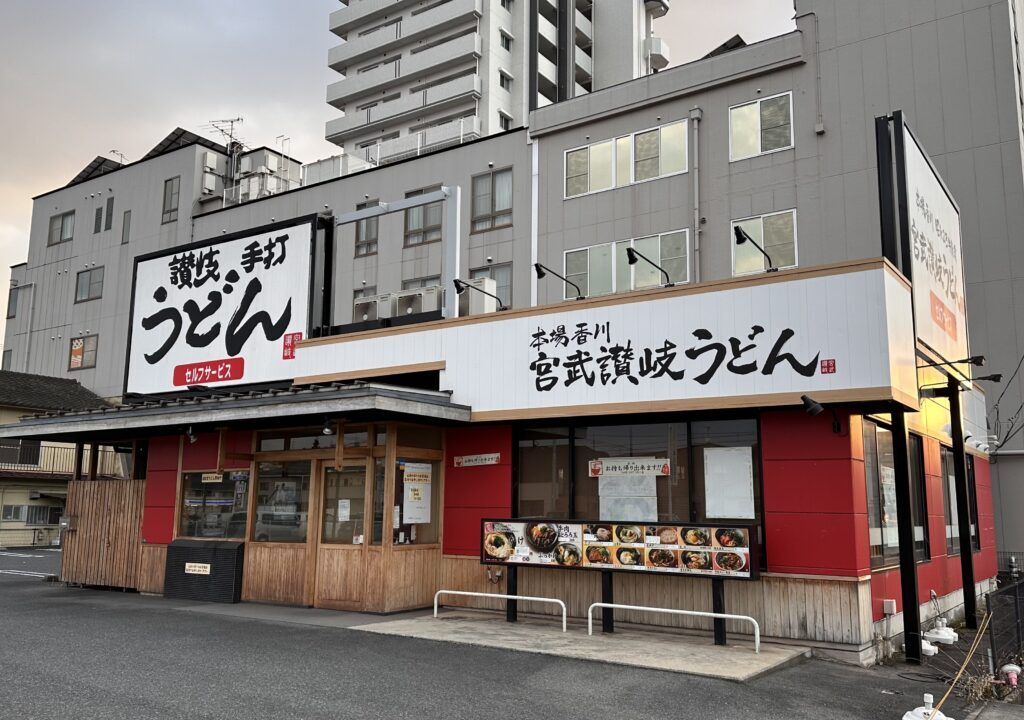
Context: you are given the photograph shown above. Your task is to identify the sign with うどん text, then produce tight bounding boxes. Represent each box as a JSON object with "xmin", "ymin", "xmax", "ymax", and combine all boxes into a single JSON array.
[
  {"xmin": 293, "ymin": 265, "xmax": 918, "ymax": 416},
  {"xmin": 899, "ymin": 118, "xmax": 969, "ymax": 372},
  {"xmin": 126, "ymin": 219, "xmax": 314, "ymax": 395}
]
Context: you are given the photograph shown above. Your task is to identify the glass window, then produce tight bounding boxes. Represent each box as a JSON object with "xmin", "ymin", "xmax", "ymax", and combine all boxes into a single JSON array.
[
  {"xmin": 690, "ymin": 420, "xmax": 760, "ymax": 522},
  {"xmin": 633, "ymin": 129, "xmax": 660, "ymax": 182},
  {"xmin": 68, "ymin": 335, "xmax": 98, "ymax": 370},
  {"xmin": 1, "ymin": 349, "xmax": 11, "ymax": 371},
  {"xmin": 104, "ymin": 197, "xmax": 114, "ymax": 231},
  {"xmin": 162, "ymin": 176, "xmax": 181, "ymax": 224},
  {"xmin": 121, "ymin": 210, "xmax": 131, "ymax": 244},
  {"xmin": 6, "ymin": 287, "xmax": 16, "ymax": 319},
  {"xmin": 355, "ymin": 200, "xmax": 379, "ymax": 256},
  {"xmin": 908, "ymin": 434, "xmax": 930, "ymax": 561},
  {"xmin": 179, "ymin": 470, "xmax": 250, "ymax": 539},
  {"xmin": 565, "ymin": 148, "xmax": 589, "ymax": 197},
  {"xmin": 48, "ymin": 211, "xmax": 75, "ymax": 245},
  {"xmin": 396, "ymin": 425, "xmax": 443, "ymax": 450},
  {"xmin": 404, "ymin": 186, "xmax": 443, "ymax": 246},
  {"xmin": 661, "ymin": 121, "xmax": 688, "ymax": 175},
  {"xmin": 730, "ymin": 92, "xmax": 793, "ymax": 161},
  {"xmin": 321, "ymin": 466, "xmax": 366, "ymax": 544},
  {"xmin": 254, "ymin": 461, "xmax": 311, "ymax": 543},
  {"xmin": 471, "ymin": 168, "xmax": 513, "ymax": 231},
  {"xmin": 564, "ymin": 249, "xmax": 589, "ymax": 299},
  {"xmin": 402, "ymin": 275, "xmax": 441, "ymax": 290},
  {"xmin": 732, "ymin": 210, "xmax": 797, "ymax": 275},
  {"xmin": 615, "ymin": 136, "xmax": 631, "ymax": 187},
  {"xmin": 500, "ymin": 32, "xmax": 512, "ymax": 51},
  {"xmin": 25, "ymin": 505, "xmax": 58, "ymax": 526},
  {"xmin": 393, "ymin": 459, "xmax": 441, "ymax": 544},
  {"xmin": 257, "ymin": 432, "xmax": 336, "ymax": 451},
  {"xmin": 353, "ymin": 285, "xmax": 377, "ymax": 302},
  {"xmin": 590, "ymin": 141, "xmax": 614, "ymax": 192},
  {"xmin": 516, "ymin": 428, "xmax": 571, "ymax": 517},
  {"xmin": 372, "ymin": 459, "xmax": 386, "ymax": 545},
  {"xmin": 75, "ymin": 267, "xmax": 104, "ymax": 303},
  {"xmin": 941, "ymin": 446, "xmax": 972, "ymax": 556},
  {"xmin": 2, "ymin": 505, "xmax": 25, "ymax": 522},
  {"xmin": 562, "ymin": 230, "xmax": 689, "ymax": 297},
  {"xmin": 470, "ymin": 263, "xmax": 513, "ymax": 308},
  {"xmin": 94, "ymin": 207, "xmax": 103, "ymax": 234}
]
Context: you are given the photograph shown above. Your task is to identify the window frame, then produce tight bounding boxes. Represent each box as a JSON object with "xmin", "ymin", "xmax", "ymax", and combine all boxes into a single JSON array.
[
  {"xmin": 121, "ymin": 210, "xmax": 131, "ymax": 244},
  {"xmin": 730, "ymin": 209, "xmax": 799, "ymax": 276},
  {"xmin": 104, "ymin": 196, "xmax": 114, "ymax": 231},
  {"xmin": 728, "ymin": 91, "xmax": 794, "ymax": 162},
  {"xmin": 401, "ymin": 275, "xmax": 442, "ymax": 291},
  {"xmin": 6, "ymin": 286, "xmax": 17, "ymax": 319},
  {"xmin": 500, "ymin": 30, "xmax": 512, "ymax": 51},
  {"xmin": 471, "ymin": 167, "xmax": 514, "ymax": 233},
  {"xmin": 498, "ymin": 70, "xmax": 512, "ymax": 90},
  {"xmin": 563, "ymin": 119, "xmax": 689, "ymax": 200},
  {"xmin": 560, "ymin": 230, "xmax": 691, "ymax": 299},
  {"xmin": 74, "ymin": 267, "xmax": 105, "ymax": 304},
  {"xmin": 68, "ymin": 334, "xmax": 98, "ymax": 371},
  {"xmin": 48, "ymin": 210, "xmax": 75, "ymax": 246},
  {"xmin": 403, "ymin": 186, "xmax": 443, "ymax": 247},
  {"xmin": 1, "ymin": 349, "xmax": 11, "ymax": 371},
  {"xmin": 354, "ymin": 200, "xmax": 379, "ymax": 257},
  {"xmin": 966, "ymin": 454, "xmax": 981, "ymax": 552},
  {"xmin": 1, "ymin": 505, "xmax": 25, "ymax": 522},
  {"xmin": 162, "ymin": 176, "xmax": 181, "ymax": 224}
]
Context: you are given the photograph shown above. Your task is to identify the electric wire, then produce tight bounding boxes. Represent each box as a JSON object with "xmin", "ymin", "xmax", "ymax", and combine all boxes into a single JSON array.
[
  {"xmin": 926, "ymin": 611, "xmax": 992, "ymax": 719},
  {"xmin": 991, "ymin": 350, "xmax": 1024, "ymax": 416}
]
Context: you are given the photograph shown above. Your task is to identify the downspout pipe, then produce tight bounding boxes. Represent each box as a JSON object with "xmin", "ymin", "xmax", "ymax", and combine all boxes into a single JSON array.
[{"xmin": 689, "ymin": 108, "xmax": 703, "ymax": 283}]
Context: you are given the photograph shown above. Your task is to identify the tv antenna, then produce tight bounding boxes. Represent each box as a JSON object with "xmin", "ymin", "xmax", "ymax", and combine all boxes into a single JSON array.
[
  {"xmin": 205, "ymin": 117, "xmax": 245, "ymax": 148},
  {"xmin": 109, "ymin": 149, "xmax": 127, "ymax": 165}
]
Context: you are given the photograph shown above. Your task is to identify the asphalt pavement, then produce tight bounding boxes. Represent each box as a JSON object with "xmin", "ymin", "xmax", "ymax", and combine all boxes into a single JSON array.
[
  {"xmin": 0, "ymin": 545, "xmax": 60, "ymax": 579},
  {"xmin": 0, "ymin": 562, "xmax": 981, "ymax": 720}
]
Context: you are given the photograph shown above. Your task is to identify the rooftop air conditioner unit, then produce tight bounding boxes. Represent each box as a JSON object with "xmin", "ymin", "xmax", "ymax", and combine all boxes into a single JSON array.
[
  {"xmin": 353, "ymin": 293, "xmax": 396, "ymax": 322},
  {"xmin": 458, "ymin": 277, "xmax": 498, "ymax": 316},
  {"xmin": 395, "ymin": 286, "xmax": 442, "ymax": 316}
]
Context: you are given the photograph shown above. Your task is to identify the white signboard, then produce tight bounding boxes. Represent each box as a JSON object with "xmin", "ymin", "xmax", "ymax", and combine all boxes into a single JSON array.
[
  {"xmin": 126, "ymin": 218, "xmax": 314, "ymax": 395},
  {"xmin": 703, "ymin": 447, "xmax": 755, "ymax": 520},
  {"xmin": 589, "ymin": 458, "xmax": 670, "ymax": 477},
  {"xmin": 402, "ymin": 462, "xmax": 433, "ymax": 524},
  {"xmin": 900, "ymin": 119, "xmax": 969, "ymax": 371},
  {"xmin": 184, "ymin": 562, "xmax": 211, "ymax": 576},
  {"xmin": 337, "ymin": 499, "xmax": 351, "ymax": 522},
  {"xmin": 453, "ymin": 453, "xmax": 501, "ymax": 467},
  {"xmin": 294, "ymin": 266, "xmax": 917, "ymax": 417}
]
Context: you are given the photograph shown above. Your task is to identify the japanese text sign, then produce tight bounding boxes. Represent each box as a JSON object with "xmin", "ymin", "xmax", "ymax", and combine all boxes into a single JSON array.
[
  {"xmin": 126, "ymin": 219, "xmax": 314, "ymax": 395},
  {"xmin": 899, "ymin": 119, "xmax": 969, "ymax": 372}
]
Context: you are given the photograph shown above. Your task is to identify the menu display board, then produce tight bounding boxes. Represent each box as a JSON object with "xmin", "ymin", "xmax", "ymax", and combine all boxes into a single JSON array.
[{"xmin": 481, "ymin": 519, "xmax": 757, "ymax": 580}]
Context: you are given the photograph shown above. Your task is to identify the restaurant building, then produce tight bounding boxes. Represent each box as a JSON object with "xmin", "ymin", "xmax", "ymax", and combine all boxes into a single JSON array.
[{"xmin": 0, "ymin": 8, "xmax": 1001, "ymax": 666}]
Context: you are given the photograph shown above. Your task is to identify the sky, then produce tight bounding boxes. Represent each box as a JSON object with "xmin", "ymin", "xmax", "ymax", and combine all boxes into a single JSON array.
[{"xmin": 0, "ymin": 0, "xmax": 795, "ymax": 328}]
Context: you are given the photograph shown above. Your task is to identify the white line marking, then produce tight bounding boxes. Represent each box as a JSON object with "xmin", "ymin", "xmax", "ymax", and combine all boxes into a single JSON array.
[
  {"xmin": 0, "ymin": 552, "xmax": 44, "ymax": 558},
  {"xmin": 0, "ymin": 570, "xmax": 49, "ymax": 577}
]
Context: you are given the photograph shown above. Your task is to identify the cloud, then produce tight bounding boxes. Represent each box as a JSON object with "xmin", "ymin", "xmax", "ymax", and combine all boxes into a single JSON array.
[{"xmin": 655, "ymin": 0, "xmax": 796, "ymax": 65}]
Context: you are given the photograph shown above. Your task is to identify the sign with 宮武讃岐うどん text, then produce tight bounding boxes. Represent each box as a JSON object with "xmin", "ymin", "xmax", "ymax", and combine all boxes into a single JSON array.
[{"xmin": 125, "ymin": 218, "xmax": 315, "ymax": 395}]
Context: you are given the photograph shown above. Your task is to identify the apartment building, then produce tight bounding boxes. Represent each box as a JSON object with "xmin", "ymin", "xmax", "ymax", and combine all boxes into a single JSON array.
[{"xmin": 325, "ymin": 0, "xmax": 669, "ymax": 167}]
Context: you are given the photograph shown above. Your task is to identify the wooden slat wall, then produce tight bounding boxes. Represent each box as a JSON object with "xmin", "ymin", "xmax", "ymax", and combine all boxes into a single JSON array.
[
  {"xmin": 138, "ymin": 544, "xmax": 168, "ymax": 594},
  {"xmin": 438, "ymin": 557, "xmax": 871, "ymax": 646},
  {"xmin": 62, "ymin": 479, "xmax": 144, "ymax": 589},
  {"xmin": 242, "ymin": 543, "xmax": 307, "ymax": 605},
  {"xmin": 384, "ymin": 547, "xmax": 441, "ymax": 612}
]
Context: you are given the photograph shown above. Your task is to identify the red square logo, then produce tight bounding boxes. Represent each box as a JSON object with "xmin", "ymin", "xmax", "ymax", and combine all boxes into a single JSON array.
[
  {"xmin": 282, "ymin": 332, "xmax": 303, "ymax": 360},
  {"xmin": 820, "ymin": 359, "xmax": 836, "ymax": 375}
]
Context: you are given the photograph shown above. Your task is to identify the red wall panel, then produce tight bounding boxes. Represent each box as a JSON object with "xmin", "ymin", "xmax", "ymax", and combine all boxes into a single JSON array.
[
  {"xmin": 443, "ymin": 425, "xmax": 512, "ymax": 556},
  {"xmin": 141, "ymin": 436, "xmax": 180, "ymax": 545},
  {"xmin": 147, "ymin": 436, "xmax": 179, "ymax": 472},
  {"xmin": 181, "ymin": 432, "xmax": 219, "ymax": 471}
]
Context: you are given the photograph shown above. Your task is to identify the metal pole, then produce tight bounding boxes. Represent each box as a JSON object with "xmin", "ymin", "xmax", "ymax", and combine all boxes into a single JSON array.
[
  {"xmin": 892, "ymin": 409, "xmax": 922, "ymax": 663},
  {"xmin": 949, "ymin": 375, "xmax": 978, "ymax": 629},
  {"xmin": 72, "ymin": 443, "xmax": 84, "ymax": 481},
  {"xmin": 601, "ymin": 571, "xmax": 614, "ymax": 633},
  {"xmin": 505, "ymin": 565, "xmax": 518, "ymax": 623},
  {"xmin": 712, "ymin": 578, "xmax": 727, "ymax": 646}
]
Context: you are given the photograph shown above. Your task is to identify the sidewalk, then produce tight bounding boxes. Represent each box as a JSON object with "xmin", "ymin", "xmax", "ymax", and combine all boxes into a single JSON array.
[{"xmin": 968, "ymin": 704, "xmax": 1024, "ymax": 719}]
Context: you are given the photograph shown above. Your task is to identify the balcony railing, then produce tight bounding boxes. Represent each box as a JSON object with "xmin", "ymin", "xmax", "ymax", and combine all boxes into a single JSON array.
[
  {"xmin": 0, "ymin": 443, "xmax": 124, "ymax": 478},
  {"xmin": 357, "ymin": 116, "xmax": 482, "ymax": 166}
]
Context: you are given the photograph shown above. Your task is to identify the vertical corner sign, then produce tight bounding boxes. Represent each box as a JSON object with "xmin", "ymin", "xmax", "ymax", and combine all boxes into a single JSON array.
[
  {"xmin": 125, "ymin": 217, "xmax": 315, "ymax": 395},
  {"xmin": 895, "ymin": 114, "xmax": 969, "ymax": 381}
]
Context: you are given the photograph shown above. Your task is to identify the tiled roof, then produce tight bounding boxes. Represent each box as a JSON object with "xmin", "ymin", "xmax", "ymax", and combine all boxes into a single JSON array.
[{"xmin": 0, "ymin": 371, "xmax": 108, "ymax": 413}]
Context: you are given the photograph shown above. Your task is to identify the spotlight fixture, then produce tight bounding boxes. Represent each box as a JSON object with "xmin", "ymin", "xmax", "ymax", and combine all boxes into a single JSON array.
[
  {"xmin": 801, "ymin": 395, "xmax": 841, "ymax": 433},
  {"xmin": 322, "ymin": 420, "xmax": 335, "ymax": 436},
  {"xmin": 186, "ymin": 426, "xmax": 197, "ymax": 444},
  {"xmin": 976, "ymin": 373, "xmax": 1002, "ymax": 382},
  {"xmin": 534, "ymin": 263, "xmax": 584, "ymax": 300},
  {"xmin": 453, "ymin": 278, "xmax": 508, "ymax": 311},
  {"xmin": 625, "ymin": 247, "xmax": 673, "ymax": 287},
  {"xmin": 734, "ymin": 226, "xmax": 778, "ymax": 272}
]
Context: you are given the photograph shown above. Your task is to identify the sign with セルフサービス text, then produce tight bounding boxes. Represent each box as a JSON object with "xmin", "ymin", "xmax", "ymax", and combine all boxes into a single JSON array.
[
  {"xmin": 125, "ymin": 218, "xmax": 315, "ymax": 395},
  {"xmin": 898, "ymin": 117, "xmax": 969, "ymax": 373},
  {"xmin": 294, "ymin": 263, "xmax": 918, "ymax": 418}
]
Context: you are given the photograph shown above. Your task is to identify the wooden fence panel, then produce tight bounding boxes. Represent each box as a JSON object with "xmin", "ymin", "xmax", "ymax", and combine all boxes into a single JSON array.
[{"xmin": 62, "ymin": 478, "xmax": 145, "ymax": 590}]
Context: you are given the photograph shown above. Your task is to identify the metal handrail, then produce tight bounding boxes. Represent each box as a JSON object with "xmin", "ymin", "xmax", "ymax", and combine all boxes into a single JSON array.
[
  {"xmin": 586, "ymin": 602, "xmax": 761, "ymax": 653},
  {"xmin": 433, "ymin": 590, "xmax": 567, "ymax": 632}
]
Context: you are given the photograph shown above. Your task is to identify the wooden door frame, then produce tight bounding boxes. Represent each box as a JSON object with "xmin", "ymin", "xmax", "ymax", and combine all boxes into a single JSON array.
[{"xmin": 311, "ymin": 457, "xmax": 372, "ymax": 610}]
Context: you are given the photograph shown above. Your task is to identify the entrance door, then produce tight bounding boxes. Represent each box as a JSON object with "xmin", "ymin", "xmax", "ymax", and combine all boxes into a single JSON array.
[{"xmin": 313, "ymin": 461, "xmax": 371, "ymax": 610}]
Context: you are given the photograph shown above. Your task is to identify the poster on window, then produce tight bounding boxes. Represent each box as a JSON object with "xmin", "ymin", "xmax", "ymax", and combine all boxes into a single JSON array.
[
  {"xmin": 481, "ymin": 519, "xmax": 757, "ymax": 580},
  {"xmin": 402, "ymin": 462, "xmax": 432, "ymax": 524},
  {"xmin": 897, "ymin": 115, "xmax": 969, "ymax": 377},
  {"xmin": 880, "ymin": 466, "xmax": 899, "ymax": 549},
  {"xmin": 125, "ymin": 216, "xmax": 316, "ymax": 395},
  {"xmin": 69, "ymin": 338, "xmax": 86, "ymax": 369},
  {"xmin": 703, "ymin": 447, "xmax": 755, "ymax": 520}
]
